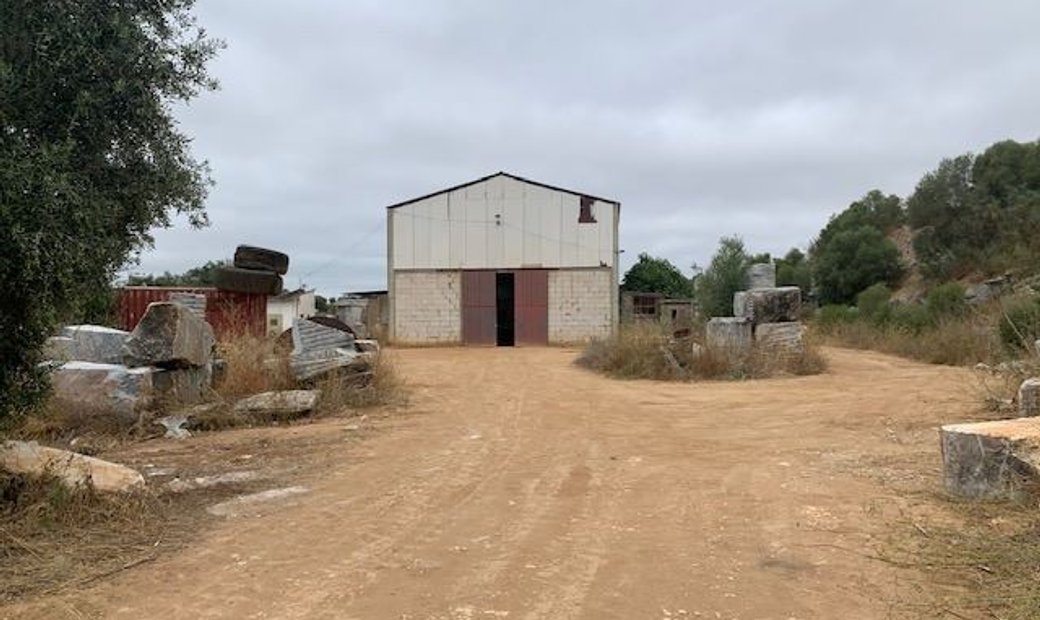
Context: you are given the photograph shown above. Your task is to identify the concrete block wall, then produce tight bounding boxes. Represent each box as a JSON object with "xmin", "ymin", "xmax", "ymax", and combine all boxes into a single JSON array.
[
  {"xmin": 392, "ymin": 270, "xmax": 461, "ymax": 344},
  {"xmin": 548, "ymin": 268, "xmax": 613, "ymax": 343}
]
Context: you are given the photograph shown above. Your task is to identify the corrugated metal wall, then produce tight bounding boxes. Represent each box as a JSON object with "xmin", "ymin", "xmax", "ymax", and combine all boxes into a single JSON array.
[
  {"xmin": 118, "ymin": 287, "xmax": 267, "ymax": 338},
  {"xmin": 391, "ymin": 175, "xmax": 617, "ymax": 271}
]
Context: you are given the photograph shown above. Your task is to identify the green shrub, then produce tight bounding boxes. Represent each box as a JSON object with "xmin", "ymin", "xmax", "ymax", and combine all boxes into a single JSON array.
[
  {"xmin": 999, "ymin": 297, "xmax": 1040, "ymax": 351},
  {"xmin": 856, "ymin": 284, "xmax": 892, "ymax": 324},
  {"xmin": 888, "ymin": 303, "xmax": 933, "ymax": 334},
  {"xmin": 926, "ymin": 282, "xmax": 967, "ymax": 319},
  {"xmin": 817, "ymin": 304, "xmax": 859, "ymax": 328}
]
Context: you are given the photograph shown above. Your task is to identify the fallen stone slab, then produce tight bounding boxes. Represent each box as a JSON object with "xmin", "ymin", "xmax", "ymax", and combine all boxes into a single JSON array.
[
  {"xmin": 165, "ymin": 470, "xmax": 261, "ymax": 493},
  {"xmin": 705, "ymin": 317, "xmax": 752, "ymax": 355},
  {"xmin": 747, "ymin": 262, "xmax": 776, "ymax": 289},
  {"xmin": 1019, "ymin": 378, "xmax": 1040, "ymax": 417},
  {"xmin": 233, "ymin": 245, "xmax": 290, "ymax": 275},
  {"xmin": 755, "ymin": 322, "xmax": 804, "ymax": 354},
  {"xmin": 123, "ymin": 302, "xmax": 215, "ymax": 368},
  {"xmin": 50, "ymin": 361, "xmax": 154, "ymax": 420},
  {"xmin": 291, "ymin": 348, "xmax": 369, "ymax": 382},
  {"xmin": 214, "ymin": 266, "xmax": 283, "ymax": 295},
  {"xmin": 0, "ymin": 441, "xmax": 145, "ymax": 493},
  {"xmin": 742, "ymin": 287, "xmax": 802, "ymax": 324},
  {"xmin": 206, "ymin": 486, "xmax": 308, "ymax": 517},
  {"xmin": 293, "ymin": 318, "xmax": 355, "ymax": 354},
  {"xmin": 61, "ymin": 325, "xmax": 130, "ymax": 364},
  {"xmin": 234, "ymin": 390, "xmax": 320, "ymax": 418},
  {"xmin": 941, "ymin": 418, "xmax": 1040, "ymax": 499}
]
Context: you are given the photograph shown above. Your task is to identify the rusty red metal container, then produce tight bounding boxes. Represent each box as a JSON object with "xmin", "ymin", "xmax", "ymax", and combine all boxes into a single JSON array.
[{"xmin": 117, "ymin": 287, "xmax": 267, "ymax": 339}]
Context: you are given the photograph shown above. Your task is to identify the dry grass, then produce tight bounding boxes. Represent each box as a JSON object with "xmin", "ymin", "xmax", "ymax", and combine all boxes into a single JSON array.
[
  {"xmin": 0, "ymin": 472, "xmax": 173, "ymax": 601},
  {"xmin": 818, "ymin": 314, "xmax": 1000, "ymax": 367},
  {"xmin": 313, "ymin": 351, "xmax": 407, "ymax": 414},
  {"xmin": 576, "ymin": 323, "xmax": 827, "ymax": 381},
  {"xmin": 888, "ymin": 497, "xmax": 1040, "ymax": 619},
  {"xmin": 213, "ymin": 330, "xmax": 296, "ymax": 401}
]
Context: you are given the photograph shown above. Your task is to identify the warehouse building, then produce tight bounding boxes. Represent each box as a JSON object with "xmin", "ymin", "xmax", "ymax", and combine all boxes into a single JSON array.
[{"xmin": 387, "ymin": 172, "xmax": 620, "ymax": 346}]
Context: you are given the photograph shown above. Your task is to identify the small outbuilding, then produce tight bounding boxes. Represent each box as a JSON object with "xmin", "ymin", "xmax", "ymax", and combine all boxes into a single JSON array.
[{"xmin": 387, "ymin": 172, "xmax": 620, "ymax": 346}]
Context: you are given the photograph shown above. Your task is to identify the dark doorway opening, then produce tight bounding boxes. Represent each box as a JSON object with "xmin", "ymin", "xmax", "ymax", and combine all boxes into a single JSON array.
[{"xmin": 496, "ymin": 272, "xmax": 515, "ymax": 346}]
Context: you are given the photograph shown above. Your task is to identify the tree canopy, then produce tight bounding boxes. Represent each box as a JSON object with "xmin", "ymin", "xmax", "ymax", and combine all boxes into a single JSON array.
[
  {"xmin": 128, "ymin": 260, "xmax": 226, "ymax": 287},
  {"xmin": 695, "ymin": 236, "xmax": 751, "ymax": 318},
  {"xmin": 621, "ymin": 253, "xmax": 693, "ymax": 298},
  {"xmin": 0, "ymin": 1, "xmax": 221, "ymax": 417}
]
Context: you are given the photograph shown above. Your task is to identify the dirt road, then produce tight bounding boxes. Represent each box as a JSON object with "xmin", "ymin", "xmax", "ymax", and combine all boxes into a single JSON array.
[{"xmin": 8, "ymin": 347, "xmax": 980, "ymax": 619}]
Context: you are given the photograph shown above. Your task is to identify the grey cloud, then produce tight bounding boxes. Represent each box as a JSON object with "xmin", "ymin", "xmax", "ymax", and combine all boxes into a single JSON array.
[{"xmin": 136, "ymin": 0, "xmax": 1040, "ymax": 295}]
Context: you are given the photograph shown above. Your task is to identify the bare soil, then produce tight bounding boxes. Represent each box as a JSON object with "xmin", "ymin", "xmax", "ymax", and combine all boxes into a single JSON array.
[{"xmin": 2, "ymin": 346, "xmax": 985, "ymax": 619}]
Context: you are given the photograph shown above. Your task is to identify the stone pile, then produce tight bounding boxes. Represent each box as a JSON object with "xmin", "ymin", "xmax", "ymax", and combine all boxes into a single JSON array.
[
  {"xmin": 213, "ymin": 245, "xmax": 287, "ymax": 295},
  {"xmin": 289, "ymin": 317, "xmax": 373, "ymax": 382},
  {"xmin": 47, "ymin": 300, "xmax": 217, "ymax": 419},
  {"xmin": 705, "ymin": 262, "xmax": 804, "ymax": 356}
]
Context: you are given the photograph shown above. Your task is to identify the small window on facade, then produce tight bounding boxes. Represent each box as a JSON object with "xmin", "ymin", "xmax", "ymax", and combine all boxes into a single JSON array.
[
  {"xmin": 579, "ymin": 195, "xmax": 597, "ymax": 223},
  {"xmin": 633, "ymin": 295, "xmax": 657, "ymax": 317}
]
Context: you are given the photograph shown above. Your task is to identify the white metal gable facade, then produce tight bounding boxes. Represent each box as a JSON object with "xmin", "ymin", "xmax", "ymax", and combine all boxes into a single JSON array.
[
  {"xmin": 389, "ymin": 174, "xmax": 617, "ymax": 270},
  {"xmin": 388, "ymin": 173, "xmax": 620, "ymax": 345}
]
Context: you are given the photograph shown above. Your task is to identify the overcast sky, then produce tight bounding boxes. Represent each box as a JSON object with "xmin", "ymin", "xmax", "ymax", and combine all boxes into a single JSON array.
[{"xmin": 132, "ymin": 0, "xmax": 1040, "ymax": 297}]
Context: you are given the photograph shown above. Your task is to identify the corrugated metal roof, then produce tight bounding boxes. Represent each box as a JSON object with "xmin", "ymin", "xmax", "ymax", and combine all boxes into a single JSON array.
[{"xmin": 386, "ymin": 171, "xmax": 620, "ymax": 210}]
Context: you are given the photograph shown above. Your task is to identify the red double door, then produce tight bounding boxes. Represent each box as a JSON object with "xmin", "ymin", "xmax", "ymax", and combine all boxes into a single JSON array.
[{"xmin": 461, "ymin": 269, "xmax": 548, "ymax": 346}]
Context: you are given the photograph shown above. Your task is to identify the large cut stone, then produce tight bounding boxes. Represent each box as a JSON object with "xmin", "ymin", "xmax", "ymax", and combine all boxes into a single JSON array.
[
  {"xmin": 747, "ymin": 263, "xmax": 776, "ymax": 289},
  {"xmin": 234, "ymin": 390, "xmax": 320, "ymax": 419},
  {"xmin": 940, "ymin": 418, "xmax": 1040, "ymax": 499},
  {"xmin": 42, "ymin": 336, "xmax": 76, "ymax": 362},
  {"xmin": 292, "ymin": 318, "xmax": 355, "ymax": 354},
  {"xmin": 152, "ymin": 364, "xmax": 212, "ymax": 405},
  {"xmin": 233, "ymin": 245, "xmax": 290, "ymax": 275},
  {"xmin": 123, "ymin": 302, "xmax": 215, "ymax": 368},
  {"xmin": 1019, "ymin": 378, "xmax": 1040, "ymax": 417},
  {"xmin": 755, "ymin": 322, "xmax": 804, "ymax": 354},
  {"xmin": 60, "ymin": 325, "xmax": 130, "ymax": 364},
  {"xmin": 742, "ymin": 287, "xmax": 802, "ymax": 324},
  {"xmin": 705, "ymin": 317, "xmax": 752, "ymax": 354},
  {"xmin": 0, "ymin": 440, "xmax": 145, "ymax": 493},
  {"xmin": 733, "ymin": 291, "xmax": 748, "ymax": 318},
  {"xmin": 50, "ymin": 362, "xmax": 154, "ymax": 420}
]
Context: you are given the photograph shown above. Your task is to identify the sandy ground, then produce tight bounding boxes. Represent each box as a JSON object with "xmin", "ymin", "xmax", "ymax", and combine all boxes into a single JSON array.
[{"xmin": 3, "ymin": 346, "xmax": 983, "ymax": 619}]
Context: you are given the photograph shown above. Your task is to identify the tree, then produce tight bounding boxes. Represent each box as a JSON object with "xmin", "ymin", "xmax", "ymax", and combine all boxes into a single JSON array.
[
  {"xmin": 621, "ymin": 253, "xmax": 693, "ymax": 298},
  {"xmin": 775, "ymin": 248, "xmax": 812, "ymax": 295},
  {"xmin": 695, "ymin": 236, "xmax": 751, "ymax": 318},
  {"xmin": 128, "ymin": 260, "xmax": 226, "ymax": 287},
  {"xmin": 0, "ymin": 1, "xmax": 221, "ymax": 417},
  {"xmin": 812, "ymin": 225, "xmax": 903, "ymax": 304},
  {"xmin": 314, "ymin": 295, "xmax": 332, "ymax": 314}
]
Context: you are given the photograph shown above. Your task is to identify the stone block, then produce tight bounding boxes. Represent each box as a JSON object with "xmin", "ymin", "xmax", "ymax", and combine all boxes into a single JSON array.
[
  {"xmin": 50, "ymin": 362, "xmax": 154, "ymax": 420},
  {"xmin": 755, "ymin": 322, "xmax": 804, "ymax": 354},
  {"xmin": 293, "ymin": 318, "xmax": 354, "ymax": 354},
  {"xmin": 733, "ymin": 291, "xmax": 748, "ymax": 318},
  {"xmin": 941, "ymin": 418, "xmax": 1040, "ymax": 499},
  {"xmin": 705, "ymin": 317, "xmax": 752, "ymax": 354},
  {"xmin": 123, "ymin": 302, "xmax": 215, "ymax": 368},
  {"xmin": 747, "ymin": 263, "xmax": 776, "ymax": 289},
  {"xmin": 152, "ymin": 364, "xmax": 212, "ymax": 405},
  {"xmin": 0, "ymin": 440, "xmax": 145, "ymax": 493},
  {"xmin": 42, "ymin": 336, "xmax": 75, "ymax": 362},
  {"xmin": 233, "ymin": 245, "xmax": 290, "ymax": 275},
  {"xmin": 1019, "ymin": 378, "xmax": 1040, "ymax": 417},
  {"xmin": 61, "ymin": 325, "xmax": 130, "ymax": 363},
  {"xmin": 234, "ymin": 390, "xmax": 320, "ymax": 419},
  {"xmin": 167, "ymin": 292, "xmax": 207, "ymax": 319},
  {"xmin": 742, "ymin": 287, "xmax": 801, "ymax": 324}
]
